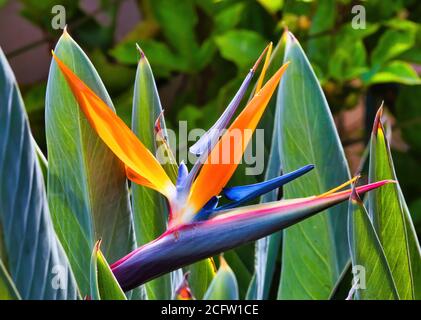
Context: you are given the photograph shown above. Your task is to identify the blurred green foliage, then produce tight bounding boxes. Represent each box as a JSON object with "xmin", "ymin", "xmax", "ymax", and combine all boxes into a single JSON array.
[{"xmin": 4, "ymin": 0, "xmax": 421, "ymax": 295}]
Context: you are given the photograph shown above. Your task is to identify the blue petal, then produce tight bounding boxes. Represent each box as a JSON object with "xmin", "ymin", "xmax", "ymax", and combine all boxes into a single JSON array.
[
  {"xmin": 176, "ymin": 161, "xmax": 188, "ymax": 191},
  {"xmin": 220, "ymin": 164, "xmax": 315, "ymax": 209},
  {"xmin": 194, "ymin": 196, "xmax": 219, "ymax": 221},
  {"xmin": 180, "ymin": 69, "xmax": 256, "ymax": 197}
]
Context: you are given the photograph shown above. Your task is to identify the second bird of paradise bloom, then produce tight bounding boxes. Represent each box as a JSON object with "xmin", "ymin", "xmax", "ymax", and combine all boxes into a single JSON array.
[{"xmin": 51, "ymin": 37, "xmax": 392, "ymax": 291}]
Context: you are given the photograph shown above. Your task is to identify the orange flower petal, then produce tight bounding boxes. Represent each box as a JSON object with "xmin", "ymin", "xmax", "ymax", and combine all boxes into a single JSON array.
[
  {"xmin": 184, "ymin": 63, "xmax": 290, "ymax": 220},
  {"xmin": 52, "ymin": 52, "xmax": 175, "ymax": 199}
]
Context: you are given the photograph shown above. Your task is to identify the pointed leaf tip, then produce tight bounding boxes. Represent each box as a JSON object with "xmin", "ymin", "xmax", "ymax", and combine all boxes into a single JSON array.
[
  {"xmin": 372, "ymin": 104, "xmax": 385, "ymax": 136},
  {"xmin": 135, "ymin": 43, "xmax": 145, "ymax": 59}
]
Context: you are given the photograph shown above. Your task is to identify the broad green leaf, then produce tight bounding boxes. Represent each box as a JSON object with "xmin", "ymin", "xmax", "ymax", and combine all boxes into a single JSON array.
[
  {"xmin": 46, "ymin": 31, "xmax": 136, "ymax": 296},
  {"xmin": 348, "ymin": 190, "xmax": 398, "ymax": 300},
  {"xmin": 149, "ymin": 0, "xmax": 198, "ymax": 63},
  {"xmin": 277, "ymin": 32, "xmax": 351, "ymax": 299},
  {"xmin": 399, "ymin": 47, "xmax": 421, "ymax": 65},
  {"xmin": 0, "ymin": 259, "xmax": 20, "ymax": 300},
  {"xmin": 371, "ymin": 28, "xmax": 415, "ymax": 66},
  {"xmin": 368, "ymin": 114, "xmax": 421, "ymax": 299},
  {"xmin": 257, "ymin": 0, "xmax": 283, "ymax": 14},
  {"xmin": 204, "ymin": 257, "xmax": 239, "ymax": 300},
  {"xmin": 328, "ymin": 28, "xmax": 367, "ymax": 81},
  {"xmin": 0, "ymin": 47, "xmax": 78, "ymax": 299},
  {"xmin": 214, "ymin": 3, "xmax": 245, "ymax": 32},
  {"xmin": 90, "ymin": 241, "xmax": 126, "ymax": 300},
  {"xmin": 363, "ymin": 61, "xmax": 421, "ymax": 85},
  {"xmin": 130, "ymin": 48, "xmax": 172, "ymax": 299},
  {"xmin": 215, "ymin": 30, "xmax": 267, "ymax": 69}
]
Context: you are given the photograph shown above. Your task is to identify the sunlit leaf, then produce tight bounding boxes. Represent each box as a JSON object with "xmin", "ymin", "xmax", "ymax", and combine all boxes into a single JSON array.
[
  {"xmin": 276, "ymin": 32, "xmax": 351, "ymax": 299},
  {"xmin": 348, "ymin": 187, "xmax": 399, "ymax": 300},
  {"xmin": 215, "ymin": 30, "xmax": 267, "ymax": 69},
  {"xmin": 368, "ymin": 109, "xmax": 421, "ymax": 299}
]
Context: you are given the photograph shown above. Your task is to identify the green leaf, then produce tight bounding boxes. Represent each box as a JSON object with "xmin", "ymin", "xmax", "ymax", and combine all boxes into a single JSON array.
[
  {"xmin": 0, "ymin": 48, "xmax": 78, "ymax": 299},
  {"xmin": 149, "ymin": 0, "xmax": 198, "ymax": 62},
  {"xmin": 185, "ymin": 258, "xmax": 216, "ymax": 299},
  {"xmin": 46, "ymin": 31, "xmax": 136, "ymax": 296},
  {"xmin": 368, "ymin": 113, "xmax": 421, "ymax": 299},
  {"xmin": 329, "ymin": 33, "xmax": 367, "ymax": 81},
  {"xmin": 0, "ymin": 259, "xmax": 20, "ymax": 300},
  {"xmin": 363, "ymin": 61, "xmax": 421, "ymax": 85},
  {"xmin": 214, "ymin": 3, "xmax": 245, "ymax": 33},
  {"xmin": 204, "ymin": 257, "xmax": 239, "ymax": 300},
  {"xmin": 371, "ymin": 29, "xmax": 415, "ymax": 66},
  {"xmin": 396, "ymin": 86, "xmax": 421, "ymax": 153},
  {"xmin": 277, "ymin": 32, "xmax": 351, "ymax": 299},
  {"xmin": 257, "ymin": 0, "xmax": 283, "ymax": 14},
  {"xmin": 215, "ymin": 30, "xmax": 267, "ymax": 69},
  {"xmin": 348, "ymin": 189, "xmax": 399, "ymax": 300},
  {"xmin": 398, "ymin": 47, "xmax": 421, "ymax": 65},
  {"xmin": 90, "ymin": 241, "xmax": 126, "ymax": 300},
  {"xmin": 224, "ymin": 248, "xmax": 253, "ymax": 298},
  {"xmin": 130, "ymin": 48, "xmax": 172, "ymax": 299}
]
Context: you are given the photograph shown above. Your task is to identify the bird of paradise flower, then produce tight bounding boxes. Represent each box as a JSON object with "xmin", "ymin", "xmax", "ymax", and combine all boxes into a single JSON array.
[{"xmin": 51, "ymin": 44, "xmax": 391, "ymax": 292}]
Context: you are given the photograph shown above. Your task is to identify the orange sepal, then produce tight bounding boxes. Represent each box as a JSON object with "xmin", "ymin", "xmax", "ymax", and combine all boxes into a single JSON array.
[
  {"xmin": 185, "ymin": 62, "xmax": 290, "ymax": 219},
  {"xmin": 52, "ymin": 52, "xmax": 175, "ymax": 199}
]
